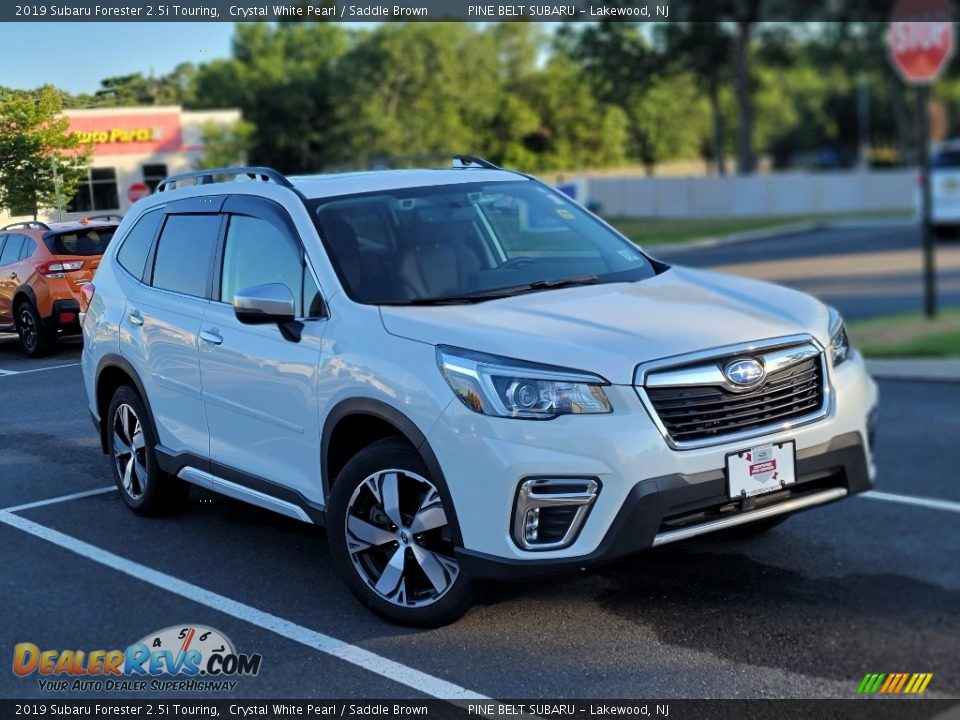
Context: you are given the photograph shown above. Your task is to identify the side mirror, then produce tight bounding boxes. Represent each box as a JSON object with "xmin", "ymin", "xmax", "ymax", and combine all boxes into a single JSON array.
[{"xmin": 233, "ymin": 283, "xmax": 295, "ymax": 325}]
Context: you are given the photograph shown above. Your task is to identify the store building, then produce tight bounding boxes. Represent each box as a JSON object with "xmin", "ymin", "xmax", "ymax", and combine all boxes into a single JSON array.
[{"xmin": 2, "ymin": 105, "xmax": 242, "ymax": 224}]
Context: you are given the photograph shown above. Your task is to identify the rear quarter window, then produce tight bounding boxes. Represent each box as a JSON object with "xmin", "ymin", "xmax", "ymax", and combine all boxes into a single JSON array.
[{"xmin": 117, "ymin": 210, "xmax": 163, "ymax": 280}]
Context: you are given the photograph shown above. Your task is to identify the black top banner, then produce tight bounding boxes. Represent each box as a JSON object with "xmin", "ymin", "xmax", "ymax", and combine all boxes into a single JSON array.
[{"xmin": 0, "ymin": 0, "xmax": 912, "ymax": 23}]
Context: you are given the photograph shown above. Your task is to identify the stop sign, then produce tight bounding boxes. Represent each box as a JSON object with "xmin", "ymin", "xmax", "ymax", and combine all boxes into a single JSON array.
[
  {"xmin": 888, "ymin": 0, "xmax": 955, "ymax": 84},
  {"xmin": 127, "ymin": 182, "xmax": 151, "ymax": 203}
]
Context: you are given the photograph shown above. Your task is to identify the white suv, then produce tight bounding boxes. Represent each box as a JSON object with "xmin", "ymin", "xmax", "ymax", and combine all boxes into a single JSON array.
[{"xmin": 81, "ymin": 159, "xmax": 879, "ymax": 626}]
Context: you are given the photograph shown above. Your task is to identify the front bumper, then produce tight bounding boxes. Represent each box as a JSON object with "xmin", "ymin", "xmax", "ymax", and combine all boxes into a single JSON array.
[
  {"xmin": 427, "ymin": 350, "xmax": 878, "ymax": 578},
  {"xmin": 456, "ymin": 431, "xmax": 870, "ymax": 580}
]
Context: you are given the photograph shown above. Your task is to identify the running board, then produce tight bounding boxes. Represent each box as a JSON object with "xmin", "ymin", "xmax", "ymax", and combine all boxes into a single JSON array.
[
  {"xmin": 652, "ymin": 487, "xmax": 848, "ymax": 547},
  {"xmin": 177, "ymin": 466, "xmax": 313, "ymax": 524}
]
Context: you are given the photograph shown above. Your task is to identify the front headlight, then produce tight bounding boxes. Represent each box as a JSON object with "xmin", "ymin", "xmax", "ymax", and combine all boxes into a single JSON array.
[
  {"xmin": 828, "ymin": 306, "xmax": 851, "ymax": 366},
  {"xmin": 437, "ymin": 346, "xmax": 612, "ymax": 419}
]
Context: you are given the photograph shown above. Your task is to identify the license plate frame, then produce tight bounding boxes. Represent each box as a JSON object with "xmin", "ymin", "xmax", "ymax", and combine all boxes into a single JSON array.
[{"xmin": 726, "ymin": 440, "xmax": 797, "ymax": 500}]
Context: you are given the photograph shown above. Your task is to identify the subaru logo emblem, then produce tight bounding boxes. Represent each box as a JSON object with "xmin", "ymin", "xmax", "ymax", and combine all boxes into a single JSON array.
[{"xmin": 723, "ymin": 358, "xmax": 765, "ymax": 388}]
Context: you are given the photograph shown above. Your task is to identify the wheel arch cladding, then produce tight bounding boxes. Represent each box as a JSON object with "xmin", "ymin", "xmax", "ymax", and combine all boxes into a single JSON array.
[
  {"xmin": 321, "ymin": 398, "xmax": 464, "ymax": 547},
  {"xmin": 95, "ymin": 356, "xmax": 157, "ymax": 455}
]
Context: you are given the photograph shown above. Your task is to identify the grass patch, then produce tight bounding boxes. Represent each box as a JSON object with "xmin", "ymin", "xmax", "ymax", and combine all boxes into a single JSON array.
[
  {"xmin": 608, "ymin": 209, "xmax": 911, "ymax": 247},
  {"xmin": 848, "ymin": 309, "xmax": 960, "ymax": 358}
]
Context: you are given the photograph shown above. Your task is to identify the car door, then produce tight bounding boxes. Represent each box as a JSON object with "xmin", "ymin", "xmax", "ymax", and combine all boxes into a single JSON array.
[
  {"xmin": 199, "ymin": 195, "xmax": 326, "ymax": 505},
  {"xmin": 121, "ymin": 201, "xmax": 224, "ymax": 461}
]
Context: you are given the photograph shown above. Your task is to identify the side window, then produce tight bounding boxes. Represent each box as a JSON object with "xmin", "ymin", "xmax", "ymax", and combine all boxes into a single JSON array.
[
  {"xmin": 150, "ymin": 214, "xmax": 221, "ymax": 298},
  {"xmin": 0, "ymin": 235, "xmax": 24, "ymax": 265},
  {"xmin": 220, "ymin": 215, "xmax": 309, "ymax": 316},
  {"xmin": 19, "ymin": 237, "xmax": 36, "ymax": 260},
  {"xmin": 0, "ymin": 235, "xmax": 7, "ymax": 261},
  {"xmin": 117, "ymin": 209, "xmax": 164, "ymax": 280}
]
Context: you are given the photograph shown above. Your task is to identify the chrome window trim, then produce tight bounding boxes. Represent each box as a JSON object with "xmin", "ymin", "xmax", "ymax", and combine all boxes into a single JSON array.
[{"xmin": 633, "ymin": 334, "xmax": 833, "ymax": 451}]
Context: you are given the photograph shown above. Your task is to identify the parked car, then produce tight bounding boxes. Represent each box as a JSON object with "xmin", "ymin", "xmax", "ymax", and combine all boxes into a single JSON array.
[
  {"xmin": 81, "ymin": 160, "xmax": 878, "ymax": 627},
  {"xmin": 921, "ymin": 140, "xmax": 960, "ymax": 237},
  {"xmin": 0, "ymin": 215, "xmax": 121, "ymax": 356}
]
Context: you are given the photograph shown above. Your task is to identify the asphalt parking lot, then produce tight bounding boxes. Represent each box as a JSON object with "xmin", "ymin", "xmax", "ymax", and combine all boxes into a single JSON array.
[{"xmin": 1, "ymin": 325, "xmax": 958, "ymax": 703}]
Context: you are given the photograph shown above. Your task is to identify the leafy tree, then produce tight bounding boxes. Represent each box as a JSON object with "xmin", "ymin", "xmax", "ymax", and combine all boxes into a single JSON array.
[
  {"xmin": 195, "ymin": 119, "xmax": 255, "ymax": 169},
  {"xmin": 192, "ymin": 23, "xmax": 348, "ymax": 173},
  {"xmin": 658, "ymin": 22, "xmax": 733, "ymax": 174},
  {"xmin": 327, "ymin": 23, "xmax": 501, "ymax": 168},
  {"xmin": 0, "ymin": 86, "xmax": 89, "ymax": 218}
]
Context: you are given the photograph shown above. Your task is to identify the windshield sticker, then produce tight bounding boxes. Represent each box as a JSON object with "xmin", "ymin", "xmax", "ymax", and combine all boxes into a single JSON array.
[
  {"xmin": 618, "ymin": 249, "xmax": 641, "ymax": 261},
  {"xmin": 556, "ymin": 208, "xmax": 575, "ymax": 219}
]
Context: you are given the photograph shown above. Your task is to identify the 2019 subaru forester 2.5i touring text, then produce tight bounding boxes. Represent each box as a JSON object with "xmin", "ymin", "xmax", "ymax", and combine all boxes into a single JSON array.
[{"xmin": 81, "ymin": 159, "xmax": 878, "ymax": 626}]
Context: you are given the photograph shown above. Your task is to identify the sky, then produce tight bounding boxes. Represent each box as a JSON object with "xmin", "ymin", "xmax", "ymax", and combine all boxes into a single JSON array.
[{"xmin": 0, "ymin": 23, "xmax": 236, "ymax": 94}]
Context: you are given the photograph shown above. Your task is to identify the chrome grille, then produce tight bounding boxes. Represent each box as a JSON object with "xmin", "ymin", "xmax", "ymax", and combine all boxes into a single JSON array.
[{"xmin": 639, "ymin": 340, "xmax": 828, "ymax": 448}]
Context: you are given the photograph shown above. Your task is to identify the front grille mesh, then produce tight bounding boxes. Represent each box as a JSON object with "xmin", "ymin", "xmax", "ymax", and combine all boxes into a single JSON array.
[{"xmin": 646, "ymin": 356, "xmax": 824, "ymax": 443}]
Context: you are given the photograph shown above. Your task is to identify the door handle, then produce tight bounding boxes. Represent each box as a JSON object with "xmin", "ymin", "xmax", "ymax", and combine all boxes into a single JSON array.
[
  {"xmin": 128, "ymin": 310, "xmax": 144, "ymax": 326},
  {"xmin": 199, "ymin": 330, "xmax": 223, "ymax": 345}
]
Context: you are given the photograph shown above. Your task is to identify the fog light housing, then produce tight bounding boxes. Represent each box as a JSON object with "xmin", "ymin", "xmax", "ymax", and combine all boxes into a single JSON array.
[{"xmin": 512, "ymin": 478, "xmax": 600, "ymax": 551}]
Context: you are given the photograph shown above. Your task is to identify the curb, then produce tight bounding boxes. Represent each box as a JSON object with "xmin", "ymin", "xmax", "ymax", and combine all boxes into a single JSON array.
[
  {"xmin": 647, "ymin": 218, "xmax": 915, "ymax": 255},
  {"xmin": 866, "ymin": 358, "xmax": 960, "ymax": 383}
]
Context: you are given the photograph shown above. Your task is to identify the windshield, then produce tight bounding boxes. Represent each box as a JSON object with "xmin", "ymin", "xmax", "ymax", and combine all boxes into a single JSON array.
[
  {"xmin": 308, "ymin": 180, "xmax": 656, "ymax": 305},
  {"xmin": 44, "ymin": 228, "xmax": 115, "ymax": 257}
]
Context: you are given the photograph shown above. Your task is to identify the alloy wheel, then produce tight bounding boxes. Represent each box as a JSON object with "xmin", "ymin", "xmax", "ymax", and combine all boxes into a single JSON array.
[
  {"xmin": 344, "ymin": 469, "xmax": 460, "ymax": 608},
  {"xmin": 17, "ymin": 307, "xmax": 37, "ymax": 354},
  {"xmin": 112, "ymin": 403, "xmax": 148, "ymax": 500}
]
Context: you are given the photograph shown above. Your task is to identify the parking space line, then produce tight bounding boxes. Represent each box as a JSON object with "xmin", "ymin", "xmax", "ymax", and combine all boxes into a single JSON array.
[
  {"xmin": 862, "ymin": 490, "xmax": 960, "ymax": 514},
  {"xmin": 0, "ymin": 511, "xmax": 489, "ymax": 702},
  {"xmin": 0, "ymin": 362, "xmax": 81, "ymax": 376},
  {"xmin": 1, "ymin": 486, "xmax": 116, "ymax": 514}
]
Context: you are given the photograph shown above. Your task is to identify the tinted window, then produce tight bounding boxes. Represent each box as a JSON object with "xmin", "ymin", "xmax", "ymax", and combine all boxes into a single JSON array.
[
  {"xmin": 0, "ymin": 234, "xmax": 24, "ymax": 265},
  {"xmin": 151, "ymin": 214, "xmax": 220, "ymax": 298},
  {"xmin": 221, "ymin": 215, "xmax": 305, "ymax": 314},
  {"xmin": 45, "ymin": 228, "xmax": 114, "ymax": 257},
  {"xmin": 117, "ymin": 210, "xmax": 163, "ymax": 279},
  {"xmin": 934, "ymin": 150, "xmax": 960, "ymax": 168},
  {"xmin": 19, "ymin": 238, "xmax": 36, "ymax": 260}
]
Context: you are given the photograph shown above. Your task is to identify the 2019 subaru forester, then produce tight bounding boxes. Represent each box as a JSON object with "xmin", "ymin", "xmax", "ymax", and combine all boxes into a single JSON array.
[{"xmin": 81, "ymin": 159, "xmax": 878, "ymax": 626}]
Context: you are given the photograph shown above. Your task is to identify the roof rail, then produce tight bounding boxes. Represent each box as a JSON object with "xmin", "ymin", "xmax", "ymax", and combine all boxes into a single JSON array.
[
  {"xmin": 2, "ymin": 220, "xmax": 50, "ymax": 231},
  {"xmin": 156, "ymin": 166, "xmax": 294, "ymax": 193},
  {"xmin": 86, "ymin": 213, "xmax": 124, "ymax": 222},
  {"xmin": 452, "ymin": 155, "xmax": 501, "ymax": 170}
]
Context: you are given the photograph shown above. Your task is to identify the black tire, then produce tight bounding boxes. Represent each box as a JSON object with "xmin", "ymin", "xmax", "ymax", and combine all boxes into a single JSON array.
[
  {"xmin": 106, "ymin": 384, "xmax": 190, "ymax": 516},
  {"xmin": 327, "ymin": 437, "xmax": 476, "ymax": 627},
  {"xmin": 15, "ymin": 301, "xmax": 54, "ymax": 358},
  {"xmin": 717, "ymin": 515, "xmax": 788, "ymax": 540}
]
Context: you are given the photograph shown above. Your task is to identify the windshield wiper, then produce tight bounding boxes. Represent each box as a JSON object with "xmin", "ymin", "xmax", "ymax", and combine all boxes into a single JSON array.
[{"xmin": 376, "ymin": 275, "xmax": 600, "ymax": 306}]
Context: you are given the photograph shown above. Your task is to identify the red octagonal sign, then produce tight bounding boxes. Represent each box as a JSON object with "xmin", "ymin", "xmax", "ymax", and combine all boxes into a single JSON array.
[{"xmin": 888, "ymin": 0, "xmax": 956, "ymax": 84}]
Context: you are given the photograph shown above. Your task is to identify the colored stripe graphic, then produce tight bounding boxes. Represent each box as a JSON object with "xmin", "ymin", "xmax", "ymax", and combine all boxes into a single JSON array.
[
  {"xmin": 858, "ymin": 672, "xmax": 932, "ymax": 694},
  {"xmin": 858, "ymin": 673, "xmax": 886, "ymax": 693}
]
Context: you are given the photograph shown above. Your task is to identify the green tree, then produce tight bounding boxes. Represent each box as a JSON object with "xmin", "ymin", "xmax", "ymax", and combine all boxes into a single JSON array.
[
  {"xmin": 328, "ymin": 23, "xmax": 501, "ymax": 168},
  {"xmin": 658, "ymin": 22, "xmax": 733, "ymax": 174},
  {"xmin": 0, "ymin": 86, "xmax": 89, "ymax": 218},
  {"xmin": 195, "ymin": 119, "xmax": 255, "ymax": 169},
  {"xmin": 192, "ymin": 22, "xmax": 348, "ymax": 173}
]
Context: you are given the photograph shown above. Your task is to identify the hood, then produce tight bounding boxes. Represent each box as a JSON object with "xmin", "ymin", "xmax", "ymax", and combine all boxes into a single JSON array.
[{"xmin": 379, "ymin": 267, "xmax": 830, "ymax": 385}]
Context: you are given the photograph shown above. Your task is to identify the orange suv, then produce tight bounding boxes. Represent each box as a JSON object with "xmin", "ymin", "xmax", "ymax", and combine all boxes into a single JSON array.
[{"xmin": 0, "ymin": 216, "xmax": 120, "ymax": 357}]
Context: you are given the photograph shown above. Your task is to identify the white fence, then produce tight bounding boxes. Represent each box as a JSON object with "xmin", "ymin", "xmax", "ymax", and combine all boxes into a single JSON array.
[{"xmin": 586, "ymin": 170, "xmax": 916, "ymax": 218}]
